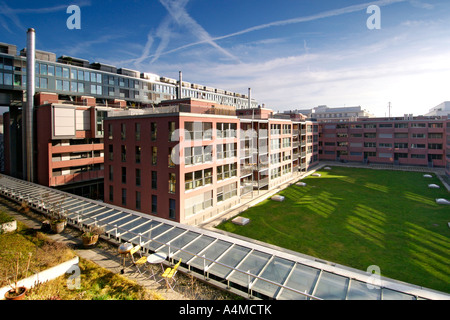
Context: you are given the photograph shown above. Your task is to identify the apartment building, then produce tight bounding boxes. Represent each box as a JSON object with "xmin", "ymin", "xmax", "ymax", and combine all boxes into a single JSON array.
[
  {"xmin": 319, "ymin": 116, "xmax": 449, "ymax": 168},
  {"xmin": 3, "ymin": 92, "xmax": 124, "ymax": 197},
  {"xmin": 103, "ymin": 99, "xmax": 320, "ymax": 225},
  {"xmin": 285, "ymin": 105, "xmax": 374, "ymax": 122},
  {"xmin": 103, "ymin": 99, "xmax": 241, "ymax": 225}
]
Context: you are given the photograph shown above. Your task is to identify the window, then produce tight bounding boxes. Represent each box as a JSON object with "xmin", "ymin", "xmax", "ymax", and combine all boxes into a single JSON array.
[
  {"xmin": 152, "ymin": 146, "xmax": 157, "ymax": 165},
  {"xmin": 428, "ymin": 144, "xmax": 442, "ymax": 150},
  {"xmin": 428, "ymin": 133, "xmax": 443, "ymax": 139},
  {"xmin": 168, "ymin": 147, "xmax": 175, "ymax": 167},
  {"xmin": 121, "ymin": 145, "xmax": 126, "ymax": 162},
  {"xmin": 217, "ymin": 182, "xmax": 237, "ymax": 203},
  {"xmin": 379, "ymin": 153, "xmax": 392, "ymax": 158},
  {"xmin": 411, "ymin": 154, "xmax": 425, "ymax": 159},
  {"xmin": 364, "ymin": 142, "xmax": 376, "ymax": 148},
  {"xmin": 151, "ymin": 122, "xmax": 157, "ymax": 141},
  {"xmin": 122, "ymin": 167, "xmax": 126, "ymax": 184},
  {"xmin": 108, "ymin": 124, "xmax": 113, "ymax": 140},
  {"xmin": 169, "ymin": 199, "xmax": 176, "ymax": 219},
  {"xmin": 136, "ymin": 191, "xmax": 141, "ymax": 210},
  {"xmin": 108, "ymin": 165, "xmax": 113, "ymax": 181},
  {"xmin": 395, "ymin": 123, "xmax": 408, "ymax": 128},
  {"xmin": 152, "ymin": 171, "xmax": 157, "ymax": 190},
  {"xmin": 122, "ymin": 188, "xmax": 127, "ymax": 206},
  {"xmin": 185, "ymin": 122, "xmax": 214, "ymax": 140},
  {"xmin": 109, "ymin": 186, "xmax": 113, "ymax": 201},
  {"xmin": 169, "ymin": 121, "xmax": 176, "ymax": 141},
  {"xmin": 378, "ymin": 143, "xmax": 392, "ymax": 148},
  {"xmin": 135, "ymin": 146, "xmax": 141, "ymax": 164},
  {"xmin": 410, "ymin": 123, "xmax": 425, "ymax": 128},
  {"xmin": 394, "ymin": 143, "xmax": 408, "ymax": 149},
  {"xmin": 379, "ymin": 123, "xmax": 393, "ymax": 128},
  {"xmin": 136, "ymin": 168, "xmax": 141, "ymax": 186},
  {"xmin": 121, "ymin": 123, "xmax": 126, "ymax": 140},
  {"xmin": 135, "ymin": 123, "xmax": 141, "ymax": 140},
  {"xmin": 184, "ymin": 191, "xmax": 213, "ymax": 217},
  {"xmin": 63, "ymin": 67, "xmax": 69, "ymax": 78},
  {"xmin": 217, "ymin": 163, "xmax": 237, "ymax": 181},
  {"xmin": 412, "ymin": 133, "xmax": 425, "ymax": 138},
  {"xmin": 411, "ymin": 144, "xmax": 426, "ymax": 149},
  {"xmin": 169, "ymin": 173, "xmax": 176, "ymax": 194},
  {"xmin": 428, "ymin": 123, "xmax": 443, "ymax": 128}
]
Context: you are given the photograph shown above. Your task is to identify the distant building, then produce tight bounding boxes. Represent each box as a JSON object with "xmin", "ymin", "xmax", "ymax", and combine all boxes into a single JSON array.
[
  {"xmin": 286, "ymin": 105, "xmax": 374, "ymax": 122},
  {"xmin": 424, "ymin": 101, "xmax": 450, "ymax": 117},
  {"xmin": 319, "ymin": 115, "xmax": 449, "ymax": 170}
]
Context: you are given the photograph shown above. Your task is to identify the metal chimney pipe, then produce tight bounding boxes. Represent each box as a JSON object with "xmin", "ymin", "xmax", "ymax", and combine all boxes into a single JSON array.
[
  {"xmin": 25, "ymin": 28, "xmax": 35, "ymax": 182},
  {"xmin": 178, "ymin": 71, "xmax": 183, "ymax": 99}
]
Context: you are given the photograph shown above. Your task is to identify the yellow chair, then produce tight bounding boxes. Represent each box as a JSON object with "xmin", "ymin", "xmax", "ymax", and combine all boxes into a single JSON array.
[
  {"xmin": 161, "ymin": 259, "xmax": 182, "ymax": 290},
  {"xmin": 130, "ymin": 245, "xmax": 148, "ymax": 276}
]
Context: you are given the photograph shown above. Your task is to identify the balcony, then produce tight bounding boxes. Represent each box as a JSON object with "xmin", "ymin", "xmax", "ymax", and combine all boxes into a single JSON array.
[
  {"xmin": 50, "ymin": 170, "xmax": 104, "ymax": 187},
  {"xmin": 240, "ymin": 165, "xmax": 254, "ymax": 176}
]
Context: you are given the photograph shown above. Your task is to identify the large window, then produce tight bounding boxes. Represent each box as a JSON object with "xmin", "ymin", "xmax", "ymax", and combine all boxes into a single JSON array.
[
  {"xmin": 184, "ymin": 191, "xmax": 213, "ymax": 217},
  {"xmin": 185, "ymin": 122, "xmax": 213, "ymax": 140},
  {"xmin": 185, "ymin": 168, "xmax": 213, "ymax": 190},
  {"xmin": 217, "ymin": 182, "xmax": 237, "ymax": 203},
  {"xmin": 185, "ymin": 146, "xmax": 213, "ymax": 165},
  {"xmin": 217, "ymin": 163, "xmax": 237, "ymax": 181}
]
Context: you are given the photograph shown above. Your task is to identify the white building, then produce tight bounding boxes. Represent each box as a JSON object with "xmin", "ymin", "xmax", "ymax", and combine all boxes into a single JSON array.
[{"xmin": 424, "ymin": 101, "xmax": 450, "ymax": 117}]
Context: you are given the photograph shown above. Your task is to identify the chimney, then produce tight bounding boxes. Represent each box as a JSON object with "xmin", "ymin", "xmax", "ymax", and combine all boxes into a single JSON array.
[
  {"xmin": 248, "ymin": 88, "xmax": 251, "ymax": 109},
  {"xmin": 24, "ymin": 28, "xmax": 35, "ymax": 182},
  {"xmin": 178, "ymin": 71, "xmax": 183, "ymax": 99}
]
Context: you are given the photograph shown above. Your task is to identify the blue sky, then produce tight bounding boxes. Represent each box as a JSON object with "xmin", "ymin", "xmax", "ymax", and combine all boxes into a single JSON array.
[{"xmin": 1, "ymin": 0, "xmax": 450, "ymax": 116}]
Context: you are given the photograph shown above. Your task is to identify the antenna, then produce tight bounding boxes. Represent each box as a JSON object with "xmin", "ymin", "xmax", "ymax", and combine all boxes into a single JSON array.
[{"xmin": 388, "ymin": 102, "xmax": 391, "ymax": 118}]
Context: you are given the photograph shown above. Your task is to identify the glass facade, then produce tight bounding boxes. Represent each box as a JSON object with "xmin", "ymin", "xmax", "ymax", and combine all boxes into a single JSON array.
[{"xmin": 0, "ymin": 51, "xmax": 257, "ymax": 109}]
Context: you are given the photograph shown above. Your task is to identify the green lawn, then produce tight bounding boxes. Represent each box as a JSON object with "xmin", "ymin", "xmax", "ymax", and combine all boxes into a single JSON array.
[{"xmin": 216, "ymin": 166, "xmax": 450, "ymax": 294}]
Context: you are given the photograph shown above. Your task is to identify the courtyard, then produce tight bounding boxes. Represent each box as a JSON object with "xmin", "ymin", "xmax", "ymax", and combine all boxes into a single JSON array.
[{"xmin": 217, "ymin": 166, "xmax": 450, "ymax": 294}]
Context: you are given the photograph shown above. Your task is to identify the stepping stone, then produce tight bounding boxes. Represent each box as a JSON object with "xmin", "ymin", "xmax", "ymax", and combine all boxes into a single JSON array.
[
  {"xmin": 271, "ymin": 195, "xmax": 285, "ymax": 202},
  {"xmin": 296, "ymin": 182, "xmax": 307, "ymax": 187},
  {"xmin": 428, "ymin": 184, "xmax": 440, "ymax": 189},
  {"xmin": 436, "ymin": 198, "xmax": 450, "ymax": 205},
  {"xmin": 312, "ymin": 173, "xmax": 321, "ymax": 177},
  {"xmin": 232, "ymin": 216, "xmax": 250, "ymax": 226},
  {"xmin": 423, "ymin": 174, "xmax": 432, "ymax": 178}
]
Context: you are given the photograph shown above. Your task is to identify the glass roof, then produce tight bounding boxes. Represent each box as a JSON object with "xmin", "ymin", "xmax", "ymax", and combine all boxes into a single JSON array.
[{"xmin": 0, "ymin": 174, "xmax": 448, "ymax": 300}]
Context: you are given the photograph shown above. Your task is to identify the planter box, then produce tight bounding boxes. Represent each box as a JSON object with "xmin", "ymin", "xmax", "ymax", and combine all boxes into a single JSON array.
[
  {"xmin": 0, "ymin": 220, "xmax": 17, "ymax": 234},
  {"xmin": 0, "ymin": 256, "xmax": 79, "ymax": 300}
]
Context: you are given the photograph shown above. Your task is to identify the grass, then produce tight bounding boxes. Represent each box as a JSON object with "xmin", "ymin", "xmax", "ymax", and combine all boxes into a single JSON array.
[
  {"xmin": 25, "ymin": 258, "xmax": 164, "ymax": 300},
  {"xmin": 217, "ymin": 166, "xmax": 450, "ymax": 294}
]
